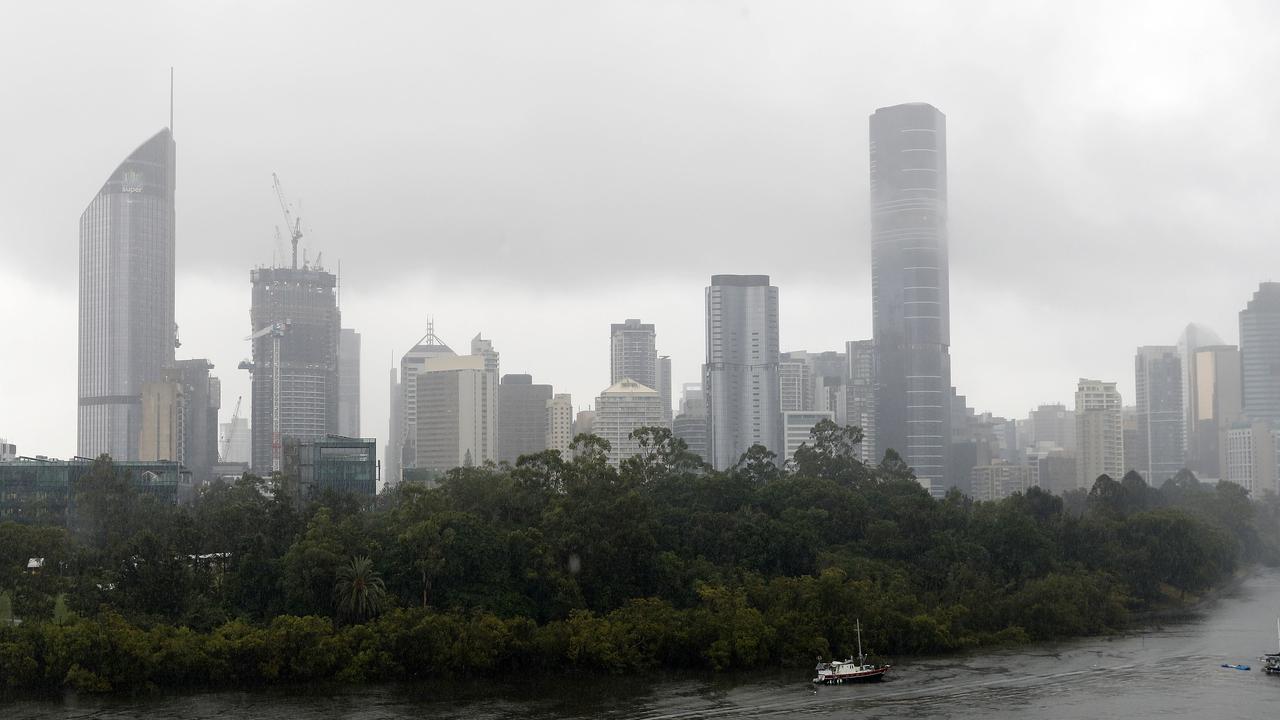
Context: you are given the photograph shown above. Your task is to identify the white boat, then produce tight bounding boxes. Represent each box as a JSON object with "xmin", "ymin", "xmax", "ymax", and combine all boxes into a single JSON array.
[{"xmin": 812, "ymin": 619, "xmax": 891, "ymax": 684}]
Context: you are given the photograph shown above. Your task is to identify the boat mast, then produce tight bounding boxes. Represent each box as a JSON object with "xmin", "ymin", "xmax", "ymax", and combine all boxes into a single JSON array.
[{"xmin": 856, "ymin": 618, "xmax": 864, "ymax": 665}]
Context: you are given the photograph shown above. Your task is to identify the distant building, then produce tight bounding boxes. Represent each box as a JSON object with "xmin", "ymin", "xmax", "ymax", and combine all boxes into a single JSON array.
[
  {"xmin": 672, "ymin": 383, "xmax": 707, "ymax": 463},
  {"xmin": 1122, "ymin": 406, "xmax": 1143, "ymax": 478},
  {"xmin": 871, "ymin": 102, "xmax": 952, "ymax": 496},
  {"xmin": 1135, "ymin": 346, "xmax": 1185, "ymax": 484},
  {"xmin": 471, "ymin": 334, "xmax": 500, "ymax": 377},
  {"xmin": 1076, "ymin": 379, "xmax": 1124, "ymax": 489},
  {"xmin": 1241, "ymin": 283, "xmax": 1280, "ymax": 428},
  {"xmin": 594, "ymin": 379, "xmax": 665, "ymax": 466},
  {"xmin": 969, "ymin": 462, "xmax": 1037, "ymax": 502},
  {"xmin": 78, "ymin": 128, "xmax": 177, "ymax": 461},
  {"xmin": 546, "ymin": 394, "xmax": 574, "ymax": 455},
  {"xmin": 249, "ymin": 264, "xmax": 340, "ymax": 474},
  {"xmin": 284, "ymin": 435, "xmax": 377, "ymax": 503},
  {"xmin": 574, "ymin": 410, "xmax": 596, "ymax": 440},
  {"xmin": 163, "ymin": 359, "xmax": 220, "ymax": 484},
  {"xmin": 497, "ymin": 374, "xmax": 552, "ymax": 464},
  {"xmin": 415, "ymin": 355, "xmax": 497, "ymax": 473},
  {"xmin": 778, "ymin": 358, "xmax": 810, "ymax": 413},
  {"xmin": 0, "ymin": 458, "xmax": 192, "ymax": 524},
  {"xmin": 1224, "ymin": 421, "xmax": 1278, "ymax": 494},
  {"xmin": 844, "ymin": 340, "xmax": 876, "ymax": 464},
  {"xmin": 392, "ymin": 324, "xmax": 455, "ymax": 483},
  {"xmin": 138, "ymin": 381, "xmax": 182, "ymax": 466},
  {"xmin": 219, "ymin": 417, "xmax": 251, "ymax": 465},
  {"xmin": 1187, "ymin": 344, "xmax": 1242, "ymax": 478},
  {"xmin": 704, "ymin": 275, "xmax": 781, "ymax": 469},
  {"xmin": 338, "ymin": 329, "xmax": 361, "ymax": 437},
  {"xmin": 1028, "ymin": 404, "xmax": 1075, "ymax": 454},
  {"xmin": 611, "ymin": 319, "xmax": 657, "ymax": 391},
  {"xmin": 657, "ymin": 355, "xmax": 673, "ymax": 424},
  {"xmin": 0, "ymin": 440, "xmax": 15, "ymax": 462},
  {"xmin": 1036, "ymin": 452, "xmax": 1077, "ymax": 496},
  {"xmin": 1179, "ymin": 322, "xmax": 1225, "ymax": 464},
  {"xmin": 782, "ymin": 410, "xmax": 835, "ymax": 463}
]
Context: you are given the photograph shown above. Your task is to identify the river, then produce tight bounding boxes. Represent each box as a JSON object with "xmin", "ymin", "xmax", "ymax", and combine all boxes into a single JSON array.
[{"xmin": 11, "ymin": 570, "xmax": 1280, "ymax": 719}]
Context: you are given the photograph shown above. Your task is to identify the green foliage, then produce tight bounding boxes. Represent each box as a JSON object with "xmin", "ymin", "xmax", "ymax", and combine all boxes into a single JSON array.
[{"xmin": 2, "ymin": 426, "xmax": 1275, "ymax": 694}]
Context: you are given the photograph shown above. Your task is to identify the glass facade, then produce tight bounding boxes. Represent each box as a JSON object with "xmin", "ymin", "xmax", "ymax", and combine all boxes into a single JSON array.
[
  {"xmin": 285, "ymin": 436, "xmax": 377, "ymax": 502},
  {"xmin": 0, "ymin": 458, "xmax": 191, "ymax": 524},
  {"xmin": 78, "ymin": 129, "xmax": 177, "ymax": 460},
  {"xmin": 870, "ymin": 103, "xmax": 951, "ymax": 495}
]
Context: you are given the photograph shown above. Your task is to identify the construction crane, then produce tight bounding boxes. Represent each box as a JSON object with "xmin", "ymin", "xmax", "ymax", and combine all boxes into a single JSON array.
[
  {"xmin": 243, "ymin": 321, "xmax": 290, "ymax": 473},
  {"xmin": 272, "ymin": 173, "xmax": 303, "ymax": 269},
  {"xmin": 220, "ymin": 396, "xmax": 242, "ymax": 461}
]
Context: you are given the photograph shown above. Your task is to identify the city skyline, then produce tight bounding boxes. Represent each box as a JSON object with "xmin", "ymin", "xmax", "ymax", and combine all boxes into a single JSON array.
[{"xmin": 5, "ymin": 3, "xmax": 1280, "ymax": 473}]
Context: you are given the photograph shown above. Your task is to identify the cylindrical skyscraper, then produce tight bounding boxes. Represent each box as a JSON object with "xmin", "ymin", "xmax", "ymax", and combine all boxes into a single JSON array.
[
  {"xmin": 870, "ymin": 103, "xmax": 951, "ymax": 494},
  {"xmin": 78, "ymin": 128, "xmax": 177, "ymax": 460}
]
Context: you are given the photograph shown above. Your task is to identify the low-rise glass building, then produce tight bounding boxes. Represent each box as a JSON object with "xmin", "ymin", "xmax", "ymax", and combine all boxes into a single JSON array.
[
  {"xmin": 285, "ymin": 436, "xmax": 377, "ymax": 503},
  {"xmin": 0, "ymin": 457, "xmax": 192, "ymax": 524}
]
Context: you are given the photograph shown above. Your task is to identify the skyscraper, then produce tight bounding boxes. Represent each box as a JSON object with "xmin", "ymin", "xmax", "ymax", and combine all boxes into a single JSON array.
[
  {"xmin": 1241, "ymin": 283, "xmax": 1280, "ymax": 427},
  {"xmin": 497, "ymin": 374, "xmax": 553, "ymax": 464},
  {"xmin": 162, "ymin": 359, "xmax": 220, "ymax": 483},
  {"xmin": 703, "ymin": 274, "xmax": 781, "ymax": 469},
  {"xmin": 657, "ymin": 355, "xmax": 673, "ymax": 423},
  {"xmin": 1187, "ymin": 344, "xmax": 1241, "ymax": 478},
  {"xmin": 415, "ymin": 355, "xmax": 497, "ymax": 473},
  {"xmin": 546, "ymin": 393, "xmax": 574, "ymax": 455},
  {"xmin": 672, "ymin": 383, "xmax": 707, "ymax": 462},
  {"xmin": 1075, "ymin": 379, "xmax": 1124, "ymax": 489},
  {"xmin": 78, "ymin": 128, "xmax": 176, "ymax": 460},
  {"xmin": 870, "ymin": 103, "xmax": 951, "ymax": 495},
  {"xmin": 1135, "ymin": 346, "xmax": 1185, "ymax": 483},
  {"xmin": 844, "ymin": 340, "xmax": 877, "ymax": 464},
  {"xmin": 611, "ymin": 319, "xmax": 657, "ymax": 391},
  {"xmin": 338, "ymin": 329, "xmax": 361, "ymax": 437},
  {"xmin": 393, "ymin": 324, "xmax": 455, "ymax": 483},
  {"xmin": 248, "ymin": 263, "xmax": 340, "ymax": 475}
]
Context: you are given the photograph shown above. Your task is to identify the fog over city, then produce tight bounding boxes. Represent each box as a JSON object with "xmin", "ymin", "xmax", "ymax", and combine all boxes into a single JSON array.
[{"xmin": 3, "ymin": 0, "xmax": 1280, "ymax": 465}]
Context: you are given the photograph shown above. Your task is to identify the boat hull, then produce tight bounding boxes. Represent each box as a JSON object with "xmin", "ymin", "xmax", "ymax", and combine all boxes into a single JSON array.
[{"xmin": 812, "ymin": 666, "xmax": 889, "ymax": 684}]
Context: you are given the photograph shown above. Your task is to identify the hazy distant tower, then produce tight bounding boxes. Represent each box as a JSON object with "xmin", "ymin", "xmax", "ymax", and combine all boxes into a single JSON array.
[
  {"xmin": 1075, "ymin": 379, "xmax": 1124, "ymax": 489},
  {"xmin": 1240, "ymin": 283, "xmax": 1280, "ymax": 427},
  {"xmin": 78, "ymin": 128, "xmax": 177, "ymax": 460},
  {"xmin": 703, "ymin": 275, "xmax": 781, "ymax": 469},
  {"xmin": 611, "ymin": 319, "xmax": 657, "ymax": 391},
  {"xmin": 338, "ymin": 329, "xmax": 361, "ymax": 437},
  {"xmin": 870, "ymin": 103, "xmax": 951, "ymax": 495},
  {"xmin": 1134, "ymin": 346, "xmax": 1185, "ymax": 483}
]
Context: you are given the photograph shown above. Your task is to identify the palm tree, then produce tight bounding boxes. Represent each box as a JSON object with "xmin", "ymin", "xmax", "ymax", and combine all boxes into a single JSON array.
[{"xmin": 333, "ymin": 555, "xmax": 387, "ymax": 623}]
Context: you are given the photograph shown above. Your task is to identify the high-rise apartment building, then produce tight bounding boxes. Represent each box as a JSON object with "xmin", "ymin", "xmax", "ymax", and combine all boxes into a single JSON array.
[
  {"xmin": 415, "ymin": 355, "xmax": 497, "ymax": 473},
  {"xmin": 610, "ymin": 319, "xmax": 657, "ymax": 391},
  {"xmin": 594, "ymin": 379, "xmax": 666, "ymax": 467},
  {"xmin": 78, "ymin": 128, "xmax": 177, "ymax": 460},
  {"xmin": 546, "ymin": 394, "xmax": 574, "ymax": 455},
  {"xmin": 1241, "ymin": 283, "xmax": 1280, "ymax": 427},
  {"xmin": 471, "ymin": 334, "xmax": 500, "ymax": 377},
  {"xmin": 870, "ymin": 103, "xmax": 951, "ymax": 495},
  {"xmin": 248, "ymin": 264, "xmax": 340, "ymax": 475},
  {"xmin": 1075, "ymin": 379, "xmax": 1124, "ymax": 489},
  {"xmin": 338, "ymin": 329, "xmax": 361, "ymax": 437},
  {"xmin": 703, "ymin": 275, "xmax": 781, "ymax": 469},
  {"xmin": 1135, "ymin": 346, "xmax": 1185, "ymax": 483},
  {"xmin": 1224, "ymin": 421, "xmax": 1278, "ymax": 494},
  {"xmin": 1187, "ymin": 344, "xmax": 1241, "ymax": 478},
  {"xmin": 969, "ymin": 462, "xmax": 1037, "ymax": 502},
  {"xmin": 497, "ymin": 374, "xmax": 553, "ymax": 464},
  {"xmin": 778, "ymin": 358, "xmax": 810, "ymax": 413}
]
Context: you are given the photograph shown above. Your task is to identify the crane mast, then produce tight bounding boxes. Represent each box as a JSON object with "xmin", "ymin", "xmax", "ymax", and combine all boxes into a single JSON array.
[{"xmin": 272, "ymin": 173, "xmax": 303, "ymax": 269}]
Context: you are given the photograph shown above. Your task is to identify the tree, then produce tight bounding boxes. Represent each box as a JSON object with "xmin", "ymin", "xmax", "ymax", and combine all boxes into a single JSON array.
[
  {"xmin": 734, "ymin": 444, "xmax": 781, "ymax": 484},
  {"xmin": 790, "ymin": 419, "xmax": 872, "ymax": 483},
  {"xmin": 333, "ymin": 555, "xmax": 387, "ymax": 624}
]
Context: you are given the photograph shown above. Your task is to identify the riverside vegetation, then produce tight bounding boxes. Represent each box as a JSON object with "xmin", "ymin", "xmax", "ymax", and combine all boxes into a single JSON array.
[{"xmin": 1, "ymin": 421, "xmax": 1277, "ymax": 694}]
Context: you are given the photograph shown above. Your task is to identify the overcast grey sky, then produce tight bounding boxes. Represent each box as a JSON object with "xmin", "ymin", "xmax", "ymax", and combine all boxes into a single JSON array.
[{"xmin": 3, "ymin": 0, "xmax": 1280, "ymax": 463}]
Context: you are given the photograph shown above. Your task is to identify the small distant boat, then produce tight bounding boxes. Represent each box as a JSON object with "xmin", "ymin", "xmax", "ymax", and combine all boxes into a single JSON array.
[
  {"xmin": 1264, "ymin": 619, "xmax": 1280, "ymax": 676},
  {"xmin": 813, "ymin": 619, "xmax": 890, "ymax": 685},
  {"xmin": 1222, "ymin": 663, "xmax": 1251, "ymax": 671}
]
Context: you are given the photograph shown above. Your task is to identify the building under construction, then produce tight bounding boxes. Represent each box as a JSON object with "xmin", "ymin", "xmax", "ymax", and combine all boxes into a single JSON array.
[{"xmin": 248, "ymin": 263, "xmax": 340, "ymax": 475}]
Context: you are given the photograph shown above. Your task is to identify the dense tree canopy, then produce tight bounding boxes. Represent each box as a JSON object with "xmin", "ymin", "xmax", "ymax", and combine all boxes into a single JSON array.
[{"xmin": 1, "ymin": 420, "xmax": 1276, "ymax": 693}]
